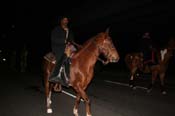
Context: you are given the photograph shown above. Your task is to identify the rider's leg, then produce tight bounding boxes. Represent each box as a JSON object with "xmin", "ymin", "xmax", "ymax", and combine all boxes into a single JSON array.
[
  {"xmin": 49, "ymin": 54, "xmax": 64, "ymax": 82},
  {"xmin": 143, "ymin": 50, "xmax": 155, "ymax": 65},
  {"xmin": 49, "ymin": 53, "xmax": 69, "ymax": 87}
]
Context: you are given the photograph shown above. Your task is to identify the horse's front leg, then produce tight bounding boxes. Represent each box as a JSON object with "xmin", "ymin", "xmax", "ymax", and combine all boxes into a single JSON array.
[
  {"xmin": 73, "ymin": 94, "xmax": 81, "ymax": 116},
  {"xmin": 78, "ymin": 88, "xmax": 92, "ymax": 116}
]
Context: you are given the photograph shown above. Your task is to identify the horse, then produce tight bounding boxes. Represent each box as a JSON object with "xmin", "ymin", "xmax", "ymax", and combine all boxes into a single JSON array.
[
  {"xmin": 125, "ymin": 38, "xmax": 175, "ymax": 95},
  {"xmin": 43, "ymin": 29, "xmax": 120, "ymax": 116}
]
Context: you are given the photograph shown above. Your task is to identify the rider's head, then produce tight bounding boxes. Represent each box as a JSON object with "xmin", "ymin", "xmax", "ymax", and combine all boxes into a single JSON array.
[
  {"xmin": 144, "ymin": 32, "xmax": 150, "ymax": 36},
  {"xmin": 59, "ymin": 16, "xmax": 69, "ymax": 27},
  {"xmin": 142, "ymin": 32, "xmax": 150, "ymax": 39}
]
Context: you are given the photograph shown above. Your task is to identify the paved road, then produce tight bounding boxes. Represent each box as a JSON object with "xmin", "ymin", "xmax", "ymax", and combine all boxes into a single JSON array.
[{"xmin": 1, "ymin": 68, "xmax": 175, "ymax": 116}]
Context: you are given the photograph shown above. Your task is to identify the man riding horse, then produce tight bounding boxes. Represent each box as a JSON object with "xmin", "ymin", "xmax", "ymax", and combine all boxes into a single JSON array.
[
  {"xmin": 126, "ymin": 36, "xmax": 175, "ymax": 94},
  {"xmin": 139, "ymin": 32, "xmax": 156, "ymax": 65},
  {"xmin": 43, "ymin": 28, "xmax": 120, "ymax": 115},
  {"xmin": 49, "ymin": 16, "xmax": 75, "ymax": 87}
]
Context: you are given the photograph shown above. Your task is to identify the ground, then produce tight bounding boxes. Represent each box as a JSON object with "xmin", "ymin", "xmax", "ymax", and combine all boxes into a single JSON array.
[{"xmin": 0, "ymin": 65, "xmax": 175, "ymax": 116}]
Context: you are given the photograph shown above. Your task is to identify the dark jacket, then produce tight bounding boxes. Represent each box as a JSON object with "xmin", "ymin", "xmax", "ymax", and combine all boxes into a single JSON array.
[
  {"xmin": 139, "ymin": 36, "xmax": 153, "ymax": 53},
  {"xmin": 51, "ymin": 26, "xmax": 74, "ymax": 56}
]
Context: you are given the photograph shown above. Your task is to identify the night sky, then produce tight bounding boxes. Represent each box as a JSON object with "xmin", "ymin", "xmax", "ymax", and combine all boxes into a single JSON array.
[{"xmin": 1, "ymin": 1, "xmax": 175, "ymax": 69}]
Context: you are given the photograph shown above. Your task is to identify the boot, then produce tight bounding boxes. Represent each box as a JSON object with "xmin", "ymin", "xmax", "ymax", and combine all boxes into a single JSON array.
[
  {"xmin": 49, "ymin": 75, "xmax": 68, "ymax": 87},
  {"xmin": 49, "ymin": 53, "xmax": 65, "ymax": 83},
  {"xmin": 49, "ymin": 61, "xmax": 62, "ymax": 83},
  {"xmin": 49, "ymin": 71, "xmax": 69, "ymax": 87}
]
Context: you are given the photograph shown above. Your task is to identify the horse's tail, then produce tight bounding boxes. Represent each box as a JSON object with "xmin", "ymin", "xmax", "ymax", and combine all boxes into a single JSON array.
[{"xmin": 43, "ymin": 52, "xmax": 57, "ymax": 95}]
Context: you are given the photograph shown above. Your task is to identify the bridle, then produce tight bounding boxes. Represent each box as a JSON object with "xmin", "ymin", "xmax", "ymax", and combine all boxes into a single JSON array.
[{"xmin": 93, "ymin": 39, "xmax": 110, "ymax": 64}]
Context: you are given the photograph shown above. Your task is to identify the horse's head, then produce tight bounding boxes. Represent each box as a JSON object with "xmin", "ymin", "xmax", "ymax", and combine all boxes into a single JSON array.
[{"xmin": 96, "ymin": 28, "xmax": 120, "ymax": 63}]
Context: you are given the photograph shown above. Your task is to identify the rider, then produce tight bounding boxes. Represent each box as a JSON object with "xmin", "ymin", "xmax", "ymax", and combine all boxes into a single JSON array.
[
  {"xmin": 139, "ymin": 32, "xmax": 155, "ymax": 65},
  {"xmin": 49, "ymin": 16, "xmax": 75, "ymax": 86}
]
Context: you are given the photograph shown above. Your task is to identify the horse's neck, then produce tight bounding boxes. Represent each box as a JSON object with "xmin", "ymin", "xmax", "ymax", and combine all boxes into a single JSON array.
[
  {"xmin": 75, "ymin": 39, "xmax": 100, "ymax": 64},
  {"xmin": 83, "ymin": 40, "xmax": 100, "ymax": 58}
]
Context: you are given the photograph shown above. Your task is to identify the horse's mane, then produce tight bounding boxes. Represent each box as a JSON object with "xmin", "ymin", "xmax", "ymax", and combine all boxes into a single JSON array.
[
  {"xmin": 73, "ymin": 32, "xmax": 104, "ymax": 58},
  {"xmin": 82, "ymin": 32, "xmax": 104, "ymax": 46}
]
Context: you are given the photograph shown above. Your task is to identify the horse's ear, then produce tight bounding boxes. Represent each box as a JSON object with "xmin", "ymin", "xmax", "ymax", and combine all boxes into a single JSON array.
[{"xmin": 105, "ymin": 27, "xmax": 110, "ymax": 35}]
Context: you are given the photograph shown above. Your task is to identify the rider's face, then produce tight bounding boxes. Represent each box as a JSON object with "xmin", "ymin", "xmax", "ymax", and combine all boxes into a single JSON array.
[{"xmin": 60, "ymin": 18, "xmax": 69, "ymax": 26}]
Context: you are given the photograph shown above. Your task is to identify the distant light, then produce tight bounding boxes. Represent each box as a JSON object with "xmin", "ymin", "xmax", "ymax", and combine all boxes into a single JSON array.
[
  {"xmin": 3, "ymin": 58, "xmax": 6, "ymax": 61},
  {"xmin": 0, "ymin": 50, "xmax": 2, "ymax": 53}
]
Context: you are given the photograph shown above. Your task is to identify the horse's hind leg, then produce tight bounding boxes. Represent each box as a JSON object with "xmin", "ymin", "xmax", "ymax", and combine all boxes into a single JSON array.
[
  {"xmin": 73, "ymin": 94, "xmax": 81, "ymax": 116},
  {"xmin": 44, "ymin": 67, "xmax": 52, "ymax": 113},
  {"xmin": 129, "ymin": 68, "xmax": 137, "ymax": 89},
  {"xmin": 46, "ymin": 83, "xmax": 53, "ymax": 113},
  {"xmin": 160, "ymin": 73, "xmax": 166, "ymax": 95},
  {"xmin": 129, "ymin": 74, "xmax": 134, "ymax": 87}
]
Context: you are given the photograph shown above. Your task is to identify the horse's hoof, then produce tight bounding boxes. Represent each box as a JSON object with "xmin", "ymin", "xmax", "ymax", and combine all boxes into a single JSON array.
[
  {"xmin": 162, "ymin": 91, "xmax": 167, "ymax": 95},
  {"xmin": 87, "ymin": 114, "xmax": 92, "ymax": 116},
  {"xmin": 47, "ymin": 108, "xmax": 53, "ymax": 113},
  {"xmin": 73, "ymin": 108, "xmax": 79, "ymax": 116}
]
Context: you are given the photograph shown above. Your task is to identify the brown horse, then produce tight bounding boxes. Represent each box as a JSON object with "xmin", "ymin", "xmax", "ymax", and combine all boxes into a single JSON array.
[
  {"xmin": 43, "ymin": 29, "xmax": 120, "ymax": 116},
  {"xmin": 125, "ymin": 38, "xmax": 175, "ymax": 94}
]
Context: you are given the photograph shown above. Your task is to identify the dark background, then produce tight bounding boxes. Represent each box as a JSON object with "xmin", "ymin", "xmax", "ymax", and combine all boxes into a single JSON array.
[{"xmin": 1, "ymin": 0, "xmax": 175, "ymax": 74}]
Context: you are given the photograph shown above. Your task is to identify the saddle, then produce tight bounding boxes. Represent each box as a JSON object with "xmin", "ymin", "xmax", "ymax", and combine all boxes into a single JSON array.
[
  {"xmin": 44, "ymin": 52, "xmax": 56, "ymax": 64},
  {"xmin": 44, "ymin": 44, "xmax": 77, "ymax": 64}
]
